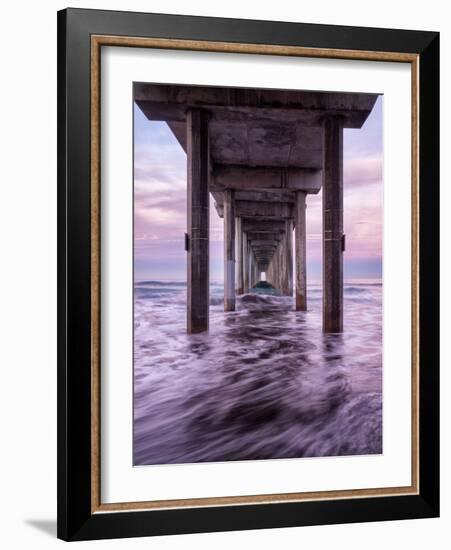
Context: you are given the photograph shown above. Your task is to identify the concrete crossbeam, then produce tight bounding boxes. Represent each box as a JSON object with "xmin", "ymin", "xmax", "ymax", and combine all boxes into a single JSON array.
[
  {"xmin": 212, "ymin": 166, "xmax": 322, "ymax": 194},
  {"xmin": 242, "ymin": 220, "xmax": 286, "ymax": 233},
  {"xmin": 249, "ymin": 239, "xmax": 280, "ymax": 247},
  {"xmin": 247, "ymin": 232, "xmax": 282, "ymax": 242},
  {"xmin": 215, "ymin": 201, "xmax": 293, "ymax": 219}
]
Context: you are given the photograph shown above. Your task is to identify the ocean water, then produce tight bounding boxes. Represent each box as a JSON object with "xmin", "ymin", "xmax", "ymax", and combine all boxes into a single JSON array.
[{"xmin": 134, "ymin": 281, "xmax": 382, "ymax": 465}]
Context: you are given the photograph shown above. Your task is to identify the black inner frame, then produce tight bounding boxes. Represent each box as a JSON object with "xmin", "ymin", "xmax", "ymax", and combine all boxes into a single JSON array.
[{"xmin": 57, "ymin": 8, "xmax": 439, "ymax": 541}]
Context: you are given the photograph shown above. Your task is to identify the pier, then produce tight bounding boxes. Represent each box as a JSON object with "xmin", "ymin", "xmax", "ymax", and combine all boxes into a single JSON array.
[{"xmin": 135, "ymin": 84, "xmax": 377, "ymax": 334}]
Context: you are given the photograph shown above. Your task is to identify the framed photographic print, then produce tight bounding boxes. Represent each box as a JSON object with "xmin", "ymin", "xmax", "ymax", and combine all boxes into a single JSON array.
[{"xmin": 57, "ymin": 8, "xmax": 439, "ymax": 541}]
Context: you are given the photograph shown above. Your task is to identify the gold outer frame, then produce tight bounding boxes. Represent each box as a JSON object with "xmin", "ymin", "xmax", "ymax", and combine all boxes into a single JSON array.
[{"xmin": 90, "ymin": 35, "xmax": 419, "ymax": 514}]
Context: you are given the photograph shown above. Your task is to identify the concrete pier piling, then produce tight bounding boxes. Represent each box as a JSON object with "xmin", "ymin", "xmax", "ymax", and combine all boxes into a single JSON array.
[
  {"xmin": 323, "ymin": 117, "xmax": 344, "ymax": 333},
  {"xmin": 224, "ymin": 189, "xmax": 236, "ymax": 311},
  {"xmin": 136, "ymin": 83, "xmax": 377, "ymax": 333},
  {"xmin": 236, "ymin": 217, "xmax": 244, "ymax": 295},
  {"xmin": 295, "ymin": 191, "xmax": 307, "ymax": 311},
  {"xmin": 243, "ymin": 230, "xmax": 249, "ymax": 293},
  {"xmin": 284, "ymin": 219, "xmax": 294, "ymax": 296},
  {"xmin": 186, "ymin": 109, "xmax": 210, "ymax": 334}
]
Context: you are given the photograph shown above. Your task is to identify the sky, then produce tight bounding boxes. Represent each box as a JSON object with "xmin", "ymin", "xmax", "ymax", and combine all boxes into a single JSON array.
[{"xmin": 134, "ymin": 95, "xmax": 383, "ymax": 283}]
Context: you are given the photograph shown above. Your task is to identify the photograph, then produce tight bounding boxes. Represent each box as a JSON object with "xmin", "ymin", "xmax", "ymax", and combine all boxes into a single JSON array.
[{"xmin": 133, "ymin": 82, "xmax": 383, "ymax": 466}]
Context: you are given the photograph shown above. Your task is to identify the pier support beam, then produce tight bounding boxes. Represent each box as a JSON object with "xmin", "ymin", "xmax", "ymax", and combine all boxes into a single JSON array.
[
  {"xmin": 224, "ymin": 189, "xmax": 236, "ymax": 311},
  {"xmin": 236, "ymin": 217, "xmax": 244, "ymax": 294},
  {"xmin": 267, "ymin": 244, "xmax": 279, "ymax": 291},
  {"xmin": 187, "ymin": 109, "xmax": 210, "ymax": 334},
  {"xmin": 281, "ymin": 238, "xmax": 287, "ymax": 294},
  {"xmin": 268, "ymin": 257, "xmax": 276, "ymax": 288},
  {"xmin": 243, "ymin": 231, "xmax": 249, "ymax": 293},
  {"xmin": 250, "ymin": 253, "xmax": 256, "ymax": 288},
  {"xmin": 295, "ymin": 191, "xmax": 307, "ymax": 310},
  {"xmin": 266, "ymin": 257, "xmax": 273, "ymax": 287},
  {"xmin": 323, "ymin": 116, "xmax": 344, "ymax": 333},
  {"xmin": 253, "ymin": 256, "xmax": 257, "ymax": 286},
  {"xmin": 286, "ymin": 220, "xmax": 294, "ymax": 296},
  {"xmin": 278, "ymin": 222, "xmax": 293, "ymax": 296},
  {"xmin": 274, "ymin": 243, "xmax": 282, "ymax": 292}
]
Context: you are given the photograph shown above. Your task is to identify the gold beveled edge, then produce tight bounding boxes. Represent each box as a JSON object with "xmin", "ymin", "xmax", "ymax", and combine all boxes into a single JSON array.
[
  {"xmin": 90, "ymin": 33, "xmax": 420, "ymax": 515},
  {"xmin": 92, "ymin": 34, "xmax": 418, "ymax": 63},
  {"xmin": 96, "ymin": 485, "xmax": 418, "ymax": 513}
]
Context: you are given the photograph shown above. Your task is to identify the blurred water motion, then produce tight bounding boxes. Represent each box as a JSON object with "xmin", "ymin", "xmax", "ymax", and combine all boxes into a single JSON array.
[{"xmin": 134, "ymin": 281, "xmax": 382, "ymax": 465}]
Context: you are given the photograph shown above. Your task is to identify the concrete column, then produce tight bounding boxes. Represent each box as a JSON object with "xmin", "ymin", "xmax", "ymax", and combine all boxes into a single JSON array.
[
  {"xmin": 323, "ymin": 116, "xmax": 344, "ymax": 333},
  {"xmin": 268, "ymin": 258, "xmax": 275, "ymax": 287},
  {"xmin": 273, "ymin": 251, "xmax": 280, "ymax": 291},
  {"xmin": 224, "ymin": 189, "xmax": 236, "ymax": 311},
  {"xmin": 278, "ymin": 236, "xmax": 284, "ymax": 292},
  {"xmin": 274, "ymin": 250, "xmax": 283, "ymax": 294},
  {"xmin": 187, "ymin": 109, "xmax": 210, "ymax": 334},
  {"xmin": 286, "ymin": 219, "xmax": 294, "ymax": 296},
  {"xmin": 243, "ymin": 231, "xmax": 249, "ymax": 293},
  {"xmin": 295, "ymin": 192, "xmax": 307, "ymax": 310},
  {"xmin": 279, "ymin": 242, "xmax": 284, "ymax": 292},
  {"xmin": 266, "ymin": 259, "xmax": 272, "ymax": 286},
  {"xmin": 281, "ymin": 238, "xmax": 287, "ymax": 294},
  {"xmin": 278, "ymin": 226, "xmax": 292, "ymax": 296},
  {"xmin": 236, "ymin": 217, "xmax": 244, "ymax": 294},
  {"xmin": 275, "ymin": 242, "xmax": 285, "ymax": 294}
]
